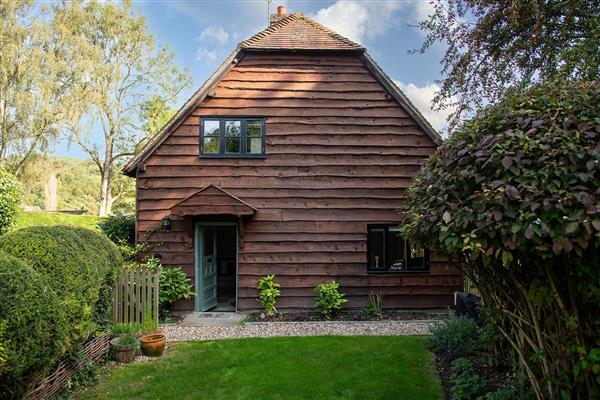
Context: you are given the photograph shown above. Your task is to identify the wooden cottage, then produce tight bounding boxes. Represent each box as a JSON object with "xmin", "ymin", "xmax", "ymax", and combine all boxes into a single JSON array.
[{"xmin": 123, "ymin": 9, "xmax": 462, "ymax": 312}]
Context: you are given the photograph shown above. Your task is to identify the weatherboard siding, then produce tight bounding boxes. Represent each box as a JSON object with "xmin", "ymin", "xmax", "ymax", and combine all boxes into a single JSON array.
[{"xmin": 136, "ymin": 51, "xmax": 462, "ymax": 311}]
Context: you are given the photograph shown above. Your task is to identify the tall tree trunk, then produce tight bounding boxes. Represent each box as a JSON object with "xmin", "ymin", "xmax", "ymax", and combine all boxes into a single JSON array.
[{"xmin": 98, "ymin": 135, "xmax": 114, "ymax": 217}]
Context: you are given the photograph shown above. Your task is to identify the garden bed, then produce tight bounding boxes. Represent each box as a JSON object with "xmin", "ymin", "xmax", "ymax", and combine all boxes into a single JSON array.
[
  {"xmin": 247, "ymin": 310, "xmax": 447, "ymax": 322},
  {"xmin": 435, "ymin": 352, "xmax": 515, "ymax": 400}
]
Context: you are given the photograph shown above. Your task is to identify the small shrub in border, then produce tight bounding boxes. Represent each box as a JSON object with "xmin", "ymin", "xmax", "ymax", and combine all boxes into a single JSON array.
[
  {"xmin": 314, "ymin": 281, "xmax": 348, "ymax": 319},
  {"xmin": 257, "ymin": 274, "xmax": 281, "ymax": 316},
  {"xmin": 429, "ymin": 316, "xmax": 482, "ymax": 356},
  {"xmin": 0, "ymin": 252, "xmax": 66, "ymax": 398},
  {"xmin": 450, "ymin": 358, "xmax": 486, "ymax": 400}
]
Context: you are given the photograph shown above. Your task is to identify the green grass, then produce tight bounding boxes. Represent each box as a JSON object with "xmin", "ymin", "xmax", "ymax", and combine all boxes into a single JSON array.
[
  {"xmin": 14, "ymin": 211, "xmax": 101, "ymax": 231},
  {"xmin": 81, "ymin": 336, "xmax": 442, "ymax": 400}
]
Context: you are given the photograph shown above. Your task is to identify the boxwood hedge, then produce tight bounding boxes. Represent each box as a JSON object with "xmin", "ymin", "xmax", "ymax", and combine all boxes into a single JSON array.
[
  {"xmin": 0, "ymin": 252, "xmax": 66, "ymax": 398},
  {"xmin": 0, "ymin": 226, "xmax": 123, "ymax": 397}
]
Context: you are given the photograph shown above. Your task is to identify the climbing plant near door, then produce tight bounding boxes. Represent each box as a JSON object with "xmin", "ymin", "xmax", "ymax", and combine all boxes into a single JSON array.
[
  {"xmin": 157, "ymin": 264, "xmax": 195, "ymax": 317},
  {"xmin": 257, "ymin": 274, "xmax": 281, "ymax": 316}
]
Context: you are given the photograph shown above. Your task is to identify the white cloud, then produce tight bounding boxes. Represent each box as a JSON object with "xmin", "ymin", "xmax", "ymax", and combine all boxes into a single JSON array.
[
  {"xmin": 195, "ymin": 47, "xmax": 217, "ymax": 63},
  {"xmin": 412, "ymin": 0, "xmax": 436, "ymax": 24},
  {"xmin": 198, "ymin": 26, "xmax": 229, "ymax": 45},
  {"xmin": 394, "ymin": 80, "xmax": 456, "ymax": 134},
  {"xmin": 311, "ymin": 1, "xmax": 406, "ymax": 44}
]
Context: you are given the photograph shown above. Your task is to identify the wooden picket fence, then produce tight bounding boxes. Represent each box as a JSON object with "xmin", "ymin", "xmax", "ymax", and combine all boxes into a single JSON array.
[{"xmin": 112, "ymin": 267, "xmax": 159, "ymax": 325}]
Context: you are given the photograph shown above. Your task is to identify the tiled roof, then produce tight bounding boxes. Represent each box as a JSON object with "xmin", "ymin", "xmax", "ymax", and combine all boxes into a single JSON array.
[{"xmin": 240, "ymin": 13, "xmax": 363, "ymax": 51}]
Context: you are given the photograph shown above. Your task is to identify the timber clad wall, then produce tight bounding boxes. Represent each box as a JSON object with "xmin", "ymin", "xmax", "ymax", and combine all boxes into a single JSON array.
[{"xmin": 137, "ymin": 51, "xmax": 463, "ymax": 310}]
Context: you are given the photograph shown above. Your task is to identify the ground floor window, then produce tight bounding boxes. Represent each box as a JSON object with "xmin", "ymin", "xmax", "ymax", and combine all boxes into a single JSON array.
[{"xmin": 367, "ymin": 225, "xmax": 429, "ymax": 273}]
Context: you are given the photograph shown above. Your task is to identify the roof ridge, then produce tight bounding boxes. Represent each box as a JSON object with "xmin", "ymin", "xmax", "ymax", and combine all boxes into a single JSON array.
[
  {"xmin": 296, "ymin": 13, "xmax": 361, "ymax": 48},
  {"xmin": 240, "ymin": 12, "xmax": 363, "ymax": 50}
]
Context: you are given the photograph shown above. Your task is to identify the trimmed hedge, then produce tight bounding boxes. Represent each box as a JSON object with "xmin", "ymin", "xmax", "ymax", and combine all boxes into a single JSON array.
[
  {"xmin": 0, "ymin": 168, "xmax": 21, "ymax": 234},
  {"xmin": 0, "ymin": 252, "xmax": 66, "ymax": 398},
  {"xmin": 0, "ymin": 226, "xmax": 122, "ymax": 339},
  {"xmin": 0, "ymin": 226, "xmax": 122, "ymax": 397}
]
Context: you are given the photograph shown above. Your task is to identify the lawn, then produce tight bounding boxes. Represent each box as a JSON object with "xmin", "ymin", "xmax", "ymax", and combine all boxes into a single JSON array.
[
  {"xmin": 14, "ymin": 211, "xmax": 101, "ymax": 231},
  {"xmin": 82, "ymin": 336, "xmax": 442, "ymax": 400}
]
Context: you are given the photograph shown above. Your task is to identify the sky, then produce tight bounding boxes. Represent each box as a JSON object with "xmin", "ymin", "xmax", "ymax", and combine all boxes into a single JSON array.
[{"xmin": 54, "ymin": 0, "xmax": 453, "ymax": 158}]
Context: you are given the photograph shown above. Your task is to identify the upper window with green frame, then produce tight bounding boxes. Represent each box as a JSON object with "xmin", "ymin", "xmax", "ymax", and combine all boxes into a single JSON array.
[{"xmin": 200, "ymin": 117, "xmax": 266, "ymax": 157}]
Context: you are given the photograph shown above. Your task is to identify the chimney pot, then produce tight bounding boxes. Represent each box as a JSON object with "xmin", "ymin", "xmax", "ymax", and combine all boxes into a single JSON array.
[{"xmin": 277, "ymin": 5, "xmax": 286, "ymax": 15}]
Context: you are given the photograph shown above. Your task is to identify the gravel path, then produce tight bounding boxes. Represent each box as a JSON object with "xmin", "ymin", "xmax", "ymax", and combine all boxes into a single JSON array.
[{"xmin": 162, "ymin": 320, "xmax": 437, "ymax": 342}]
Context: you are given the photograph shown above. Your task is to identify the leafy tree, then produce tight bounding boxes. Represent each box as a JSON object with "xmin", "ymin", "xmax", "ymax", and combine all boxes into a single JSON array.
[
  {"xmin": 401, "ymin": 81, "xmax": 600, "ymax": 399},
  {"xmin": 416, "ymin": 0, "xmax": 600, "ymax": 127},
  {"xmin": 138, "ymin": 96, "xmax": 175, "ymax": 151},
  {"xmin": 57, "ymin": 0, "xmax": 191, "ymax": 216},
  {"xmin": 0, "ymin": 1, "xmax": 81, "ymax": 173}
]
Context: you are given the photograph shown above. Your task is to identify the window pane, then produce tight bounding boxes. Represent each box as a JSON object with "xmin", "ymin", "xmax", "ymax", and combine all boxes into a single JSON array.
[
  {"xmin": 203, "ymin": 227, "xmax": 215, "ymax": 256},
  {"xmin": 388, "ymin": 227, "xmax": 406, "ymax": 271},
  {"xmin": 407, "ymin": 241, "xmax": 426, "ymax": 270},
  {"xmin": 203, "ymin": 120, "xmax": 219, "ymax": 136},
  {"xmin": 225, "ymin": 137, "xmax": 240, "ymax": 153},
  {"xmin": 203, "ymin": 137, "xmax": 220, "ymax": 154},
  {"xmin": 246, "ymin": 137, "xmax": 263, "ymax": 154},
  {"xmin": 368, "ymin": 228, "xmax": 385, "ymax": 269},
  {"xmin": 247, "ymin": 120, "xmax": 262, "ymax": 137},
  {"xmin": 225, "ymin": 120, "xmax": 241, "ymax": 137}
]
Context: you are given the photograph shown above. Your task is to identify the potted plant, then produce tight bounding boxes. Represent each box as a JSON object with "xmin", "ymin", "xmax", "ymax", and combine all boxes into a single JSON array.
[
  {"xmin": 140, "ymin": 332, "xmax": 166, "ymax": 357},
  {"xmin": 111, "ymin": 335, "xmax": 137, "ymax": 363},
  {"xmin": 140, "ymin": 304, "xmax": 166, "ymax": 357}
]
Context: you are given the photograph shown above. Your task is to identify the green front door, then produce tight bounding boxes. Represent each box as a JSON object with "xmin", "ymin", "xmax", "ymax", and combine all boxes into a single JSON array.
[{"xmin": 196, "ymin": 225, "xmax": 218, "ymax": 311}]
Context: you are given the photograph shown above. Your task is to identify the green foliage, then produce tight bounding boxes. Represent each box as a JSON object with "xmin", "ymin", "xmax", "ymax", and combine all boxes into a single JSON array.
[
  {"xmin": 158, "ymin": 264, "xmax": 195, "ymax": 311},
  {"xmin": 450, "ymin": 358, "xmax": 486, "ymax": 400},
  {"xmin": 417, "ymin": 0, "xmax": 600, "ymax": 127},
  {"xmin": 364, "ymin": 292, "xmax": 384, "ymax": 316},
  {"xmin": 0, "ymin": 3, "xmax": 83, "ymax": 170},
  {"xmin": 55, "ymin": 360, "xmax": 102, "ymax": 400},
  {"xmin": 0, "ymin": 168, "xmax": 21, "ymax": 234},
  {"xmin": 0, "ymin": 226, "xmax": 122, "ymax": 344},
  {"xmin": 14, "ymin": 157, "xmax": 103, "ymax": 213},
  {"xmin": 14, "ymin": 210, "xmax": 101, "ymax": 231},
  {"xmin": 112, "ymin": 323, "xmax": 143, "ymax": 336},
  {"xmin": 117, "ymin": 336, "xmax": 138, "ymax": 347},
  {"xmin": 481, "ymin": 385, "xmax": 536, "ymax": 400},
  {"xmin": 143, "ymin": 304, "xmax": 158, "ymax": 334},
  {"xmin": 99, "ymin": 214, "xmax": 136, "ymax": 246},
  {"xmin": 139, "ymin": 96, "xmax": 175, "ymax": 149},
  {"xmin": 402, "ymin": 81, "xmax": 600, "ymax": 399},
  {"xmin": 257, "ymin": 274, "xmax": 281, "ymax": 316},
  {"xmin": 429, "ymin": 316, "xmax": 482, "ymax": 356},
  {"xmin": 0, "ymin": 252, "xmax": 67, "ymax": 398},
  {"xmin": 314, "ymin": 281, "xmax": 348, "ymax": 319}
]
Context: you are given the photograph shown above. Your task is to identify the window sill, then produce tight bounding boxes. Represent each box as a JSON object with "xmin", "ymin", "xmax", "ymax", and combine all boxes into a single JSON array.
[
  {"xmin": 367, "ymin": 269, "xmax": 430, "ymax": 274},
  {"xmin": 199, "ymin": 155, "xmax": 267, "ymax": 159}
]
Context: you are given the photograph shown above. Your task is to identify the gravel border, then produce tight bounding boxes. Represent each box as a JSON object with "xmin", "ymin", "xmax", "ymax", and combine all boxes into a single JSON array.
[{"xmin": 162, "ymin": 320, "xmax": 437, "ymax": 342}]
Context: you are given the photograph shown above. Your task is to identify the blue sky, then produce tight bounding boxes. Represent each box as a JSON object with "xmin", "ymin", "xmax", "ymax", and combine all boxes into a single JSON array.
[{"xmin": 55, "ymin": 0, "xmax": 452, "ymax": 158}]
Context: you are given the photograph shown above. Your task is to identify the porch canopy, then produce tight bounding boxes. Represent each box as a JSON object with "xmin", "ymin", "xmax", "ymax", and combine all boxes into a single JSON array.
[{"xmin": 170, "ymin": 185, "xmax": 256, "ymax": 217}]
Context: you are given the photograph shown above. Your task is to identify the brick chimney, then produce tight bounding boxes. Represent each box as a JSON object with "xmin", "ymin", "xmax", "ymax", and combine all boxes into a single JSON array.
[{"xmin": 270, "ymin": 5, "xmax": 287, "ymax": 25}]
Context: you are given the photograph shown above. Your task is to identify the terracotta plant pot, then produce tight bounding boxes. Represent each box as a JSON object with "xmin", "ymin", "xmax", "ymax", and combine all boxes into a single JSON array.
[
  {"xmin": 110, "ymin": 338, "xmax": 136, "ymax": 363},
  {"xmin": 140, "ymin": 333, "xmax": 166, "ymax": 357}
]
